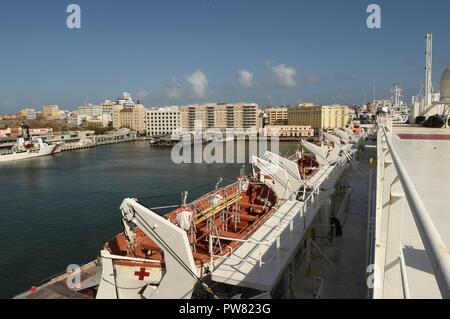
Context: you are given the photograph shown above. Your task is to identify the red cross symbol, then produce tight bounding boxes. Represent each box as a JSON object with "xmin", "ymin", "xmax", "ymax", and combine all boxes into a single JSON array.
[{"xmin": 134, "ymin": 267, "xmax": 150, "ymax": 281}]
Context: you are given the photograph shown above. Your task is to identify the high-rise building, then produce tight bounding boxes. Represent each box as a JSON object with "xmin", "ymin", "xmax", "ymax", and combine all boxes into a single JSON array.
[
  {"xmin": 145, "ymin": 106, "xmax": 180, "ymax": 137},
  {"xmin": 101, "ymin": 100, "xmax": 114, "ymax": 115},
  {"xmin": 19, "ymin": 108, "xmax": 37, "ymax": 120},
  {"xmin": 288, "ymin": 103, "xmax": 349, "ymax": 130},
  {"xmin": 42, "ymin": 105, "xmax": 65, "ymax": 121},
  {"xmin": 112, "ymin": 103, "xmax": 146, "ymax": 134},
  {"xmin": 67, "ymin": 113, "xmax": 83, "ymax": 126},
  {"xmin": 180, "ymin": 103, "xmax": 259, "ymax": 131},
  {"xmin": 265, "ymin": 107, "xmax": 288, "ymax": 125},
  {"xmin": 78, "ymin": 104, "xmax": 103, "ymax": 118}
]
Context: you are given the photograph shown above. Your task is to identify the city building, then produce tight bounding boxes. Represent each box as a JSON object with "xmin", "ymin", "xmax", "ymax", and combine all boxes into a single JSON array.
[
  {"xmin": 0, "ymin": 114, "xmax": 19, "ymax": 121},
  {"xmin": 101, "ymin": 100, "xmax": 114, "ymax": 115},
  {"xmin": 67, "ymin": 113, "xmax": 83, "ymax": 126},
  {"xmin": 112, "ymin": 103, "xmax": 146, "ymax": 134},
  {"xmin": 86, "ymin": 118, "xmax": 105, "ymax": 128},
  {"xmin": 288, "ymin": 103, "xmax": 349, "ymax": 130},
  {"xmin": 0, "ymin": 128, "xmax": 11, "ymax": 138},
  {"xmin": 180, "ymin": 103, "xmax": 260, "ymax": 131},
  {"xmin": 145, "ymin": 106, "xmax": 180, "ymax": 137},
  {"xmin": 369, "ymin": 99, "xmax": 393, "ymax": 109},
  {"xmin": 78, "ymin": 104, "xmax": 103, "ymax": 118},
  {"xmin": 115, "ymin": 92, "xmax": 136, "ymax": 108},
  {"xmin": 19, "ymin": 108, "xmax": 37, "ymax": 120},
  {"xmin": 42, "ymin": 105, "xmax": 65, "ymax": 121},
  {"xmin": 101, "ymin": 113, "xmax": 112, "ymax": 128},
  {"xmin": 86, "ymin": 113, "xmax": 112, "ymax": 128},
  {"xmin": 264, "ymin": 125, "xmax": 315, "ymax": 138},
  {"xmin": 265, "ymin": 107, "xmax": 288, "ymax": 125},
  {"xmin": 0, "ymin": 127, "xmax": 22, "ymax": 137}
]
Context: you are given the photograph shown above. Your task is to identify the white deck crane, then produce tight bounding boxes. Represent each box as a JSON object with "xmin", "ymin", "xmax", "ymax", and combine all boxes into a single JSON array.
[{"xmin": 97, "ymin": 198, "xmax": 198, "ymax": 299}]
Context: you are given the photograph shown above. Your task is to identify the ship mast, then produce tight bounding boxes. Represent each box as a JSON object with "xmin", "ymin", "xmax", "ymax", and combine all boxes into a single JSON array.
[
  {"xmin": 391, "ymin": 83, "xmax": 405, "ymax": 113},
  {"xmin": 21, "ymin": 122, "xmax": 31, "ymax": 141},
  {"xmin": 424, "ymin": 32, "xmax": 433, "ymax": 115}
]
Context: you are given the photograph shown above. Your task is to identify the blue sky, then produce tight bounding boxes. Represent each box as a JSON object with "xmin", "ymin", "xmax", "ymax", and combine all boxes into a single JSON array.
[{"xmin": 0, "ymin": 0, "xmax": 449, "ymax": 112}]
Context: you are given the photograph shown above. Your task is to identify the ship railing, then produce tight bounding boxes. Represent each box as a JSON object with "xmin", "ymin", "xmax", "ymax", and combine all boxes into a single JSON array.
[
  {"xmin": 209, "ymin": 184, "xmax": 322, "ymax": 270},
  {"xmin": 373, "ymin": 119, "xmax": 450, "ymax": 299},
  {"xmin": 102, "ymin": 254, "xmax": 162, "ymax": 265},
  {"xmin": 312, "ymin": 276, "xmax": 325, "ymax": 299}
]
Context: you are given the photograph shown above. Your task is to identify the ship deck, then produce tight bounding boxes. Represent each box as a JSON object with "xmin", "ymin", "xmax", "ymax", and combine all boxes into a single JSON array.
[
  {"xmin": 378, "ymin": 125, "xmax": 450, "ymax": 298},
  {"xmin": 14, "ymin": 261, "xmax": 100, "ymax": 299},
  {"xmin": 211, "ymin": 162, "xmax": 347, "ymax": 292},
  {"xmin": 211, "ymin": 199, "xmax": 311, "ymax": 291}
]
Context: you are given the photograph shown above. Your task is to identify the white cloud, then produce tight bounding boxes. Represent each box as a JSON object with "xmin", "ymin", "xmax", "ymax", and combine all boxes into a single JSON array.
[
  {"xmin": 137, "ymin": 90, "xmax": 149, "ymax": 99},
  {"xmin": 166, "ymin": 78, "xmax": 182, "ymax": 99},
  {"xmin": 237, "ymin": 69, "xmax": 254, "ymax": 88},
  {"xmin": 306, "ymin": 74, "xmax": 321, "ymax": 84},
  {"xmin": 186, "ymin": 70, "xmax": 208, "ymax": 98},
  {"xmin": 167, "ymin": 87, "xmax": 181, "ymax": 99},
  {"xmin": 266, "ymin": 60, "xmax": 297, "ymax": 88}
]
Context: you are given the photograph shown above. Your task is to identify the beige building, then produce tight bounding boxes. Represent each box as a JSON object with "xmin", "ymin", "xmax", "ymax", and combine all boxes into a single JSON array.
[
  {"xmin": 86, "ymin": 114, "xmax": 112, "ymax": 128},
  {"xmin": 288, "ymin": 103, "xmax": 349, "ymax": 130},
  {"xmin": 42, "ymin": 105, "xmax": 64, "ymax": 121},
  {"xmin": 101, "ymin": 100, "xmax": 115, "ymax": 115},
  {"xmin": 264, "ymin": 125, "xmax": 314, "ymax": 138},
  {"xmin": 112, "ymin": 104, "xmax": 146, "ymax": 134},
  {"xmin": 19, "ymin": 108, "xmax": 37, "ymax": 120},
  {"xmin": 180, "ymin": 103, "xmax": 259, "ymax": 131},
  {"xmin": 265, "ymin": 107, "xmax": 288, "ymax": 125}
]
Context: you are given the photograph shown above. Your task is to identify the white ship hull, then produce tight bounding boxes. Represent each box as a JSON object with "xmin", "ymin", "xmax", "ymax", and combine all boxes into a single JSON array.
[{"xmin": 0, "ymin": 143, "xmax": 62, "ymax": 163}]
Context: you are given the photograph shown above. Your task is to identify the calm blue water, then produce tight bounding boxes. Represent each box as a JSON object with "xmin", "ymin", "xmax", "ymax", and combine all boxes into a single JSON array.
[{"xmin": 0, "ymin": 141, "xmax": 296, "ymax": 298}]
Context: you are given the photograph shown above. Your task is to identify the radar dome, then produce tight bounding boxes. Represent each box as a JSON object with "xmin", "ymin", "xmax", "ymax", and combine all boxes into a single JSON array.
[{"xmin": 440, "ymin": 66, "xmax": 450, "ymax": 103}]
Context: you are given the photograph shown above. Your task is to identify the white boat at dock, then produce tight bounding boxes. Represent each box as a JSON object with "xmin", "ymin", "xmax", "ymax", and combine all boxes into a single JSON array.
[{"xmin": 0, "ymin": 137, "xmax": 62, "ymax": 163}]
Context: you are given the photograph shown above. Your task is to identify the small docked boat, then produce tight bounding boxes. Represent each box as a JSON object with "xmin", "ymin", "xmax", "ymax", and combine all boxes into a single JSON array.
[{"xmin": 0, "ymin": 137, "xmax": 62, "ymax": 163}]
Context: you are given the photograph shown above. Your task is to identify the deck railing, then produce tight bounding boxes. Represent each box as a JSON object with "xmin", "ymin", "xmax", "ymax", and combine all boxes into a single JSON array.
[
  {"xmin": 208, "ymin": 184, "xmax": 322, "ymax": 270},
  {"xmin": 373, "ymin": 118, "xmax": 450, "ymax": 299}
]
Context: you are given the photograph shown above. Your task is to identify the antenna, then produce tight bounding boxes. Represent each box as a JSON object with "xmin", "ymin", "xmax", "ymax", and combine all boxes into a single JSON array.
[{"xmin": 424, "ymin": 33, "xmax": 433, "ymax": 114}]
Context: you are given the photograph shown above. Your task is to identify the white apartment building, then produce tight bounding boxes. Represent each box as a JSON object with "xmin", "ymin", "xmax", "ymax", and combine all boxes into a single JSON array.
[
  {"xmin": 145, "ymin": 106, "xmax": 180, "ymax": 137},
  {"xmin": 101, "ymin": 100, "xmax": 114, "ymax": 115},
  {"xmin": 115, "ymin": 92, "xmax": 135, "ymax": 108},
  {"xmin": 68, "ymin": 113, "xmax": 83, "ymax": 126},
  {"xmin": 78, "ymin": 104, "xmax": 103, "ymax": 118}
]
